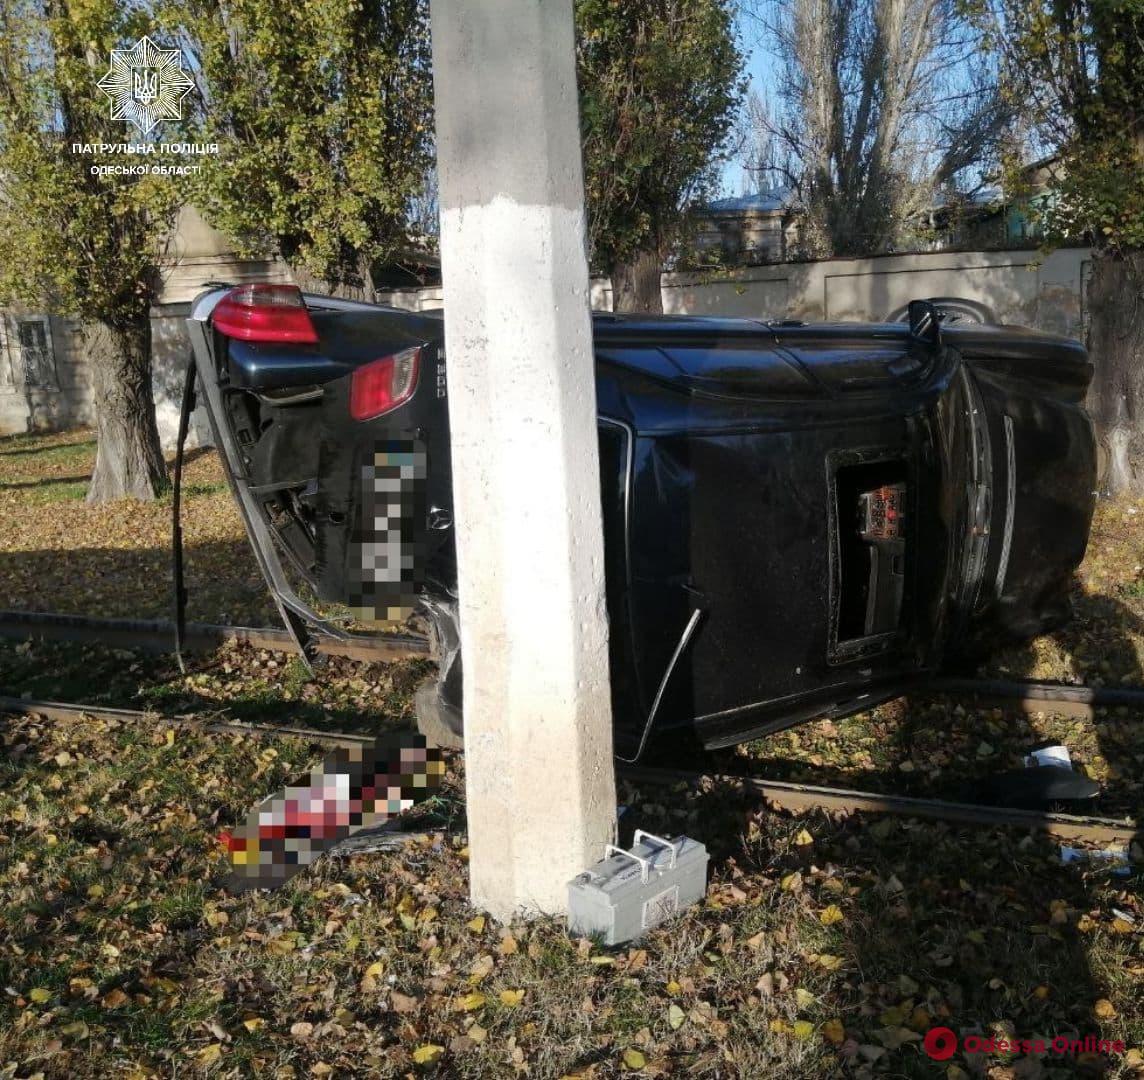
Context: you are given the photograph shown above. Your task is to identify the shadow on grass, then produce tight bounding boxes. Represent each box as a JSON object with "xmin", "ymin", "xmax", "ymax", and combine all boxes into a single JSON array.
[{"xmin": 0, "ymin": 538, "xmax": 275, "ymax": 625}]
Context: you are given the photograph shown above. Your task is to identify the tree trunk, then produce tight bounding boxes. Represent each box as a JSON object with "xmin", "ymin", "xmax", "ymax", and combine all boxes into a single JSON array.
[
  {"xmin": 1086, "ymin": 249, "xmax": 1144, "ymax": 495},
  {"xmin": 611, "ymin": 248, "xmax": 663, "ymax": 314},
  {"xmin": 85, "ymin": 313, "xmax": 167, "ymax": 503}
]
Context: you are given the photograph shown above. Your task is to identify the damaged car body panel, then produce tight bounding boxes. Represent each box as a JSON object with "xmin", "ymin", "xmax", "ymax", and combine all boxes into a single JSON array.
[{"xmin": 186, "ymin": 288, "xmax": 1096, "ymax": 756}]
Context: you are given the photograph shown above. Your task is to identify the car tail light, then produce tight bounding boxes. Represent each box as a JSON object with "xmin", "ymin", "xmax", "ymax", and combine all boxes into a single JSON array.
[
  {"xmin": 350, "ymin": 347, "xmax": 421, "ymax": 421},
  {"xmin": 211, "ymin": 284, "xmax": 319, "ymax": 344}
]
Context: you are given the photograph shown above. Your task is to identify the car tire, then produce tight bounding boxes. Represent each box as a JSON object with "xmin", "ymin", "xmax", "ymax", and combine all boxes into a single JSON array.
[{"xmin": 414, "ymin": 683, "xmax": 464, "ymax": 751}]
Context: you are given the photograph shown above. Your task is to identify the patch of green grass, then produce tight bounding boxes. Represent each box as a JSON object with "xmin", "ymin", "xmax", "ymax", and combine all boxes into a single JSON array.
[{"xmin": 14, "ymin": 479, "xmax": 88, "ymax": 504}]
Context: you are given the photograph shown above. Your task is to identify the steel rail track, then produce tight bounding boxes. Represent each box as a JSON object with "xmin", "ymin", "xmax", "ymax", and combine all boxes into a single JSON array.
[
  {"xmin": 620, "ymin": 767, "xmax": 1139, "ymax": 846},
  {"xmin": 0, "ymin": 609, "xmax": 429, "ymax": 663},
  {"xmin": 0, "ymin": 694, "xmax": 377, "ymax": 749},
  {"xmin": 923, "ymin": 676, "xmax": 1144, "ymax": 720},
  {"xmin": 2, "ymin": 695, "xmax": 1138, "ymax": 848}
]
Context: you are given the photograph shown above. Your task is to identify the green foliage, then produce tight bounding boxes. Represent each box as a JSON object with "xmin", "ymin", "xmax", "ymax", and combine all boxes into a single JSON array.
[
  {"xmin": 0, "ymin": 0, "xmax": 184, "ymax": 321},
  {"xmin": 575, "ymin": 0, "xmax": 745, "ymax": 271},
  {"xmin": 170, "ymin": 0, "xmax": 434, "ymax": 290},
  {"xmin": 989, "ymin": 0, "xmax": 1144, "ymax": 251}
]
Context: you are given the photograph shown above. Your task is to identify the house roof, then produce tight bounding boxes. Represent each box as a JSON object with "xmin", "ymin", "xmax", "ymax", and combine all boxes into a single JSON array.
[{"xmin": 701, "ymin": 188, "xmax": 795, "ymax": 214}]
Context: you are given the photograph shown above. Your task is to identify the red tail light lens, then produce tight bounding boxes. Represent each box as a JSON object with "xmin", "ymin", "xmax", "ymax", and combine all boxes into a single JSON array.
[
  {"xmin": 350, "ymin": 347, "xmax": 421, "ymax": 421},
  {"xmin": 211, "ymin": 284, "xmax": 319, "ymax": 344}
]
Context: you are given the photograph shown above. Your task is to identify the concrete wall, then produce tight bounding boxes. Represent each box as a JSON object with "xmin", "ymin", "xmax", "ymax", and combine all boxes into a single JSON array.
[
  {"xmin": 0, "ymin": 306, "xmax": 214, "ymax": 449},
  {"xmin": 379, "ymin": 245, "xmax": 1093, "ymax": 340},
  {"xmin": 0, "ymin": 205, "xmax": 289, "ymax": 445}
]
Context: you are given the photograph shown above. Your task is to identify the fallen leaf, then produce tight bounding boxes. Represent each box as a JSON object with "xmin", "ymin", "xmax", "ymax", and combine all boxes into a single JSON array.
[
  {"xmin": 196, "ymin": 1044, "xmax": 223, "ymax": 1066},
  {"xmin": 412, "ymin": 1044, "xmax": 444, "ymax": 1065},
  {"xmin": 28, "ymin": 988, "xmax": 51, "ymax": 1004},
  {"xmin": 823, "ymin": 1018, "xmax": 845, "ymax": 1044},
  {"xmin": 466, "ymin": 915, "xmax": 486, "ymax": 933},
  {"xmin": 498, "ymin": 989, "xmax": 524, "ymax": 1007},
  {"xmin": 819, "ymin": 904, "xmax": 844, "ymax": 926},
  {"xmin": 1094, "ymin": 998, "xmax": 1117, "ymax": 1020},
  {"xmin": 622, "ymin": 1047, "xmax": 646, "ymax": 1070},
  {"xmin": 793, "ymin": 1020, "xmax": 814, "ymax": 1039},
  {"xmin": 459, "ymin": 991, "xmax": 487, "ymax": 1012},
  {"xmin": 668, "ymin": 1003, "xmax": 685, "ymax": 1029}
]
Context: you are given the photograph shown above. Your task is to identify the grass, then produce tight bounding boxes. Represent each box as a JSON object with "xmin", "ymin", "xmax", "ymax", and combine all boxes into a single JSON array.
[
  {"xmin": 1, "ymin": 430, "xmax": 1144, "ymax": 1075},
  {"xmin": 0, "ymin": 429, "xmax": 273, "ymax": 626}
]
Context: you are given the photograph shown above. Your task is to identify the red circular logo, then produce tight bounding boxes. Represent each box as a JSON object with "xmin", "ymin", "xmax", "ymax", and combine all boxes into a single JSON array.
[{"xmin": 923, "ymin": 1027, "xmax": 958, "ymax": 1061}]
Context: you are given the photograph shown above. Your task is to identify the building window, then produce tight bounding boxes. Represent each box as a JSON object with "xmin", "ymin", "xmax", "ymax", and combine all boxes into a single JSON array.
[{"xmin": 11, "ymin": 317, "xmax": 58, "ymax": 390}]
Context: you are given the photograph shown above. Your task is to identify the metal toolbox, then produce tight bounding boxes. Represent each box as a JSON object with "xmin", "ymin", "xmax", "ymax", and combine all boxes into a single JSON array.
[{"xmin": 567, "ymin": 831, "xmax": 709, "ymax": 945}]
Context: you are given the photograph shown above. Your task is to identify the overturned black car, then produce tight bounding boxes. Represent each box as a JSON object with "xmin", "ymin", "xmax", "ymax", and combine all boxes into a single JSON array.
[{"xmin": 185, "ymin": 286, "xmax": 1096, "ymax": 758}]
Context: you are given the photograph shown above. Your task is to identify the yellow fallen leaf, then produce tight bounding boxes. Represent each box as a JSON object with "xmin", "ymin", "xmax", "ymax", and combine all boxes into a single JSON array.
[
  {"xmin": 823, "ymin": 1018, "xmax": 845, "ymax": 1044},
  {"xmin": 468, "ymin": 1024, "xmax": 488, "ymax": 1044},
  {"xmin": 819, "ymin": 904, "xmax": 844, "ymax": 926},
  {"xmin": 780, "ymin": 872, "xmax": 803, "ymax": 893},
  {"xmin": 499, "ymin": 989, "xmax": 524, "ymax": 1007},
  {"xmin": 794, "ymin": 829, "xmax": 814, "ymax": 846},
  {"xmin": 793, "ymin": 1020, "xmax": 814, "ymax": 1039},
  {"xmin": 196, "ymin": 1044, "xmax": 223, "ymax": 1066},
  {"xmin": 466, "ymin": 915, "xmax": 486, "ymax": 933},
  {"xmin": 28, "ymin": 988, "xmax": 51, "ymax": 1004},
  {"xmin": 87, "ymin": 884, "xmax": 104, "ymax": 899},
  {"xmin": 412, "ymin": 1044, "xmax": 444, "ymax": 1065},
  {"xmin": 668, "ymin": 1003, "xmax": 685, "ymax": 1029},
  {"xmin": 795, "ymin": 988, "xmax": 815, "ymax": 1010},
  {"xmin": 1094, "ymin": 998, "xmax": 1117, "ymax": 1020},
  {"xmin": 769, "ymin": 1018, "xmax": 792, "ymax": 1034},
  {"xmin": 242, "ymin": 1018, "xmax": 265, "ymax": 1033},
  {"xmin": 102, "ymin": 988, "xmax": 128, "ymax": 1008},
  {"xmin": 622, "ymin": 1047, "xmax": 646, "ymax": 1070},
  {"xmin": 1033, "ymin": 985, "xmax": 1050, "ymax": 1000},
  {"xmin": 665, "ymin": 980, "xmax": 682, "ymax": 995},
  {"xmin": 817, "ymin": 954, "xmax": 843, "ymax": 971},
  {"xmin": 498, "ymin": 933, "xmax": 518, "ymax": 956},
  {"xmin": 459, "ymin": 991, "xmax": 487, "ymax": 1011},
  {"xmin": 365, "ymin": 961, "xmax": 384, "ymax": 979}
]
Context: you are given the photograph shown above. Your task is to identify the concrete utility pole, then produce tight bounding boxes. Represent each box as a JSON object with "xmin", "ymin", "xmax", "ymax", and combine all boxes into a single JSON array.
[{"xmin": 429, "ymin": 0, "xmax": 617, "ymax": 918}]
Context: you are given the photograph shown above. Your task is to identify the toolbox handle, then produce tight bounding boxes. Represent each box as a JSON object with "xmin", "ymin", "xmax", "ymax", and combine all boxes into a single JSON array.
[
  {"xmin": 604, "ymin": 844, "xmax": 651, "ymax": 884},
  {"xmin": 634, "ymin": 830, "xmax": 678, "ymax": 870}
]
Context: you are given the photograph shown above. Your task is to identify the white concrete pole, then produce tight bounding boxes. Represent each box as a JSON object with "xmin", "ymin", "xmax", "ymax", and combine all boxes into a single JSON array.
[{"xmin": 429, "ymin": 0, "xmax": 617, "ymax": 918}]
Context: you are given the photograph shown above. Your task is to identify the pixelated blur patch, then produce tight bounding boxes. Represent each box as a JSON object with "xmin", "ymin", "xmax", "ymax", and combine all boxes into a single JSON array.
[
  {"xmin": 220, "ymin": 732, "xmax": 445, "ymax": 892},
  {"xmin": 348, "ymin": 439, "xmax": 427, "ymax": 623}
]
